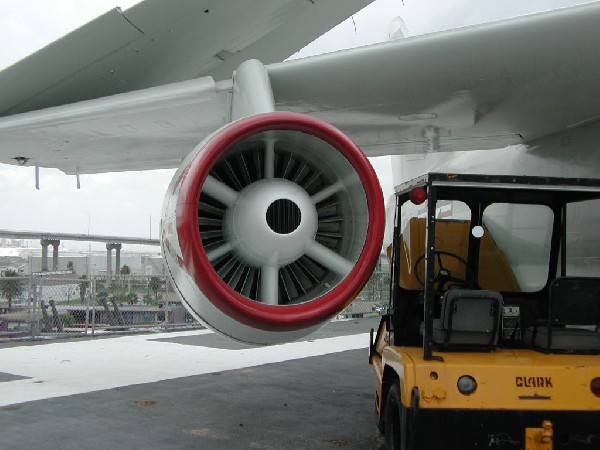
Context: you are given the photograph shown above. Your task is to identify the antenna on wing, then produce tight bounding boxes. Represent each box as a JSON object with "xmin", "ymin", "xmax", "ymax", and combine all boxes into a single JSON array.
[{"xmin": 386, "ymin": 16, "xmax": 409, "ymax": 40}]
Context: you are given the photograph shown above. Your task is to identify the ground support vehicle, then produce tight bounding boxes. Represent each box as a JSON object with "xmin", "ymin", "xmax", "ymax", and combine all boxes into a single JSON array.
[{"xmin": 370, "ymin": 173, "xmax": 600, "ymax": 449}]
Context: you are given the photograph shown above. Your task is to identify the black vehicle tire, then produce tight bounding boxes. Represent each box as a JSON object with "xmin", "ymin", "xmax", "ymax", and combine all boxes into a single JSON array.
[
  {"xmin": 377, "ymin": 416, "xmax": 385, "ymax": 435},
  {"xmin": 384, "ymin": 381, "xmax": 402, "ymax": 450}
]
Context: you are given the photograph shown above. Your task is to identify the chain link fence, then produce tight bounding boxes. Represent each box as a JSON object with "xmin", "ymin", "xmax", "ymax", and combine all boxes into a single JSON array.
[
  {"xmin": 340, "ymin": 268, "xmax": 391, "ymax": 318},
  {"xmin": 1, "ymin": 267, "xmax": 391, "ymax": 340},
  {"xmin": 0, "ymin": 275, "xmax": 34, "ymax": 339},
  {"xmin": 0, "ymin": 275, "xmax": 202, "ymax": 340}
]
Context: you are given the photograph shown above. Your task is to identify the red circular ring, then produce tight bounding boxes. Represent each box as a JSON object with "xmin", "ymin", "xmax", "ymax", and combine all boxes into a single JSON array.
[{"xmin": 176, "ymin": 112, "xmax": 385, "ymax": 332}]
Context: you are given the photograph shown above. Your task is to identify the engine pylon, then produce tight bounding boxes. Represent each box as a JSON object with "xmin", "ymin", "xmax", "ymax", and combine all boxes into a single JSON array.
[{"xmin": 162, "ymin": 112, "xmax": 384, "ymax": 344}]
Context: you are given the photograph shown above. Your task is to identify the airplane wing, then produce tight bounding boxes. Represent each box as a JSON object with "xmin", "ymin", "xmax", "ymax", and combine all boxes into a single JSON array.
[
  {"xmin": 2, "ymin": 1, "xmax": 600, "ymax": 174},
  {"xmin": 0, "ymin": 0, "xmax": 374, "ymax": 116},
  {"xmin": 269, "ymin": 1, "xmax": 600, "ymax": 156}
]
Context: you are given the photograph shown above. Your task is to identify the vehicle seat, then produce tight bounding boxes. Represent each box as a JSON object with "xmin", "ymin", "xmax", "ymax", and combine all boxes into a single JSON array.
[
  {"xmin": 525, "ymin": 277, "xmax": 600, "ymax": 352},
  {"xmin": 432, "ymin": 289, "xmax": 502, "ymax": 348}
]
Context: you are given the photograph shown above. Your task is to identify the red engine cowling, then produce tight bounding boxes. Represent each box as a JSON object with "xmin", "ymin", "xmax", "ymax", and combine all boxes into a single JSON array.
[{"xmin": 161, "ymin": 112, "xmax": 384, "ymax": 344}]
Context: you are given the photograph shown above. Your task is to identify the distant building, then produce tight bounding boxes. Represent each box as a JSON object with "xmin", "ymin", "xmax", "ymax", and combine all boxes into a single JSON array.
[{"xmin": 24, "ymin": 253, "xmax": 165, "ymax": 276}]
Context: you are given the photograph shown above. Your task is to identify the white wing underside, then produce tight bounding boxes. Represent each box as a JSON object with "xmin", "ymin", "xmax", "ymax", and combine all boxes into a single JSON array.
[{"xmin": 1, "ymin": 2, "xmax": 600, "ymax": 174}]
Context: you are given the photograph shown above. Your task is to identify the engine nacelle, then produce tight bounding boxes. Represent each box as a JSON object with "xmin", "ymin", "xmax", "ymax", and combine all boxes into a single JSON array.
[{"xmin": 161, "ymin": 112, "xmax": 384, "ymax": 344}]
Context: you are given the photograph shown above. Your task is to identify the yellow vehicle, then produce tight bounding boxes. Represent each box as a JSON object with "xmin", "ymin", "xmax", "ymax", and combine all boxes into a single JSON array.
[{"xmin": 369, "ymin": 173, "xmax": 600, "ymax": 449}]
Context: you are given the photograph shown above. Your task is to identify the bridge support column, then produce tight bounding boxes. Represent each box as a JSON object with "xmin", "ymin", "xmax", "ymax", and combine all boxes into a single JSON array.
[
  {"xmin": 106, "ymin": 243, "xmax": 122, "ymax": 276},
  {"xmin": 40, "ymin": 239, "xmax": 60, "ymax": 272},
  {"xmin": 106, "ymin": 245, "xmax": 113, "ymax": 276},
  {"xmin": 115, "ymin": 244, "xmax": 122, "ymax": 275},
  {"xmin": 51, "ymin": 240, "xmax": 60, "ymax": 271},
  {"xmin": 41, "ymin": 241, "xmax": 48, "ymax": 272}
]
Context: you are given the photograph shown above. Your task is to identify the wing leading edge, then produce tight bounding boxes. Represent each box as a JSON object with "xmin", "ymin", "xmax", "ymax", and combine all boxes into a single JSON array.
[{"xmin": 2, "ymin": 2, "xmax": 600, "ymax": 174}]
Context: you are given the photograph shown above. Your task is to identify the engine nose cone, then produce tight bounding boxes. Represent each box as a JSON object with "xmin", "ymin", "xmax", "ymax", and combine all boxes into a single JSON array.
[{"xmin": 224, "ymin": 178, "xmax": 318, "ymax": 268}]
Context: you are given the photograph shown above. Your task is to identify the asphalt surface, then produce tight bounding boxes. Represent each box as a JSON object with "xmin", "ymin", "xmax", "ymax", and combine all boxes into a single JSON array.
[{"xmin": 0, "ymin": 317, "xmax": 384, "ymax": 449}]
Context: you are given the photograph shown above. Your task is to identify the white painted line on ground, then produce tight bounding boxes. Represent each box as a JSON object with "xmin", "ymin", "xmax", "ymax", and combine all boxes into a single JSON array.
[{"xmin": 0, "ymin": 330, "xmax": 368, "ymax": 407}]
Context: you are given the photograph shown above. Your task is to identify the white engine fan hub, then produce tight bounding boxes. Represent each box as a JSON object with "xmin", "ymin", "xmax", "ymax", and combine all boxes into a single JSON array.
[{"xmin": 224, "ymin": 178, "xmax": 318, "ymax": 268}]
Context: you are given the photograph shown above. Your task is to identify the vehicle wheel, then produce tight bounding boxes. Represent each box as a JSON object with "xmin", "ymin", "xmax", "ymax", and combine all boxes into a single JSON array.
[
  {"xmin": 377, "ymin": 416, "xmax": 385, "ymax": 435},
  {"xmin": 384, "ymin": 381, "xmax": 402, "ymax": 450}
]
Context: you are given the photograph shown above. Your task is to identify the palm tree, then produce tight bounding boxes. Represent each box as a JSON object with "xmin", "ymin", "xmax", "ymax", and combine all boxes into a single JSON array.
[
  {"xmin": 149, "ymin": 276, "xmax": 162, "ymax": 301},
  {"xmin": 125, "ymin": 293, "xmax": 137, "ymax": 305},
  {"xmin": 79, "ymin": 275, "xmax": 88, "ymax": 303},
  {"xmin": 0, "ymin": 270, "xmax": 25, "ymax": 311}
]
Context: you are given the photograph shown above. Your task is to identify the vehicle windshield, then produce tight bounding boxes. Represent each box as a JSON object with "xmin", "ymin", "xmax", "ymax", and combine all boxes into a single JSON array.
[
  {"xmin": 398, "ymin": 199, "xmax": 553, "ymax": 293},
  {"xmin": 561, "ymin": 198, "xmax": 600, "ymax": 276},
  {"xmin": 479, "ymin": 203, "xmax": 553, "ymax": 292}
]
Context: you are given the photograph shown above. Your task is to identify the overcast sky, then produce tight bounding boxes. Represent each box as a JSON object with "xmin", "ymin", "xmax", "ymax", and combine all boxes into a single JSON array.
[{"xmin": 0, "ymin": 0, "xmax": 594, "ymax": 250}]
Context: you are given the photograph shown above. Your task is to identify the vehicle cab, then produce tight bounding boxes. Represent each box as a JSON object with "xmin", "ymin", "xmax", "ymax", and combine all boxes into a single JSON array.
[{"xmin": 370, "ymin": 173, "xmax": 600, "ymax": 449}]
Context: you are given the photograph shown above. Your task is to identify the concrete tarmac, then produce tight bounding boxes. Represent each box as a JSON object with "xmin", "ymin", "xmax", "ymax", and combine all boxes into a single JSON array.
[{"xmin": 0, "ymin": 317, "xmax": 383, "ymax": 449}]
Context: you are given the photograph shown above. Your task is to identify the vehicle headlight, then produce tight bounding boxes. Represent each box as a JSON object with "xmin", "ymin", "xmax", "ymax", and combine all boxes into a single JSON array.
[{"xmin": 457, "ymin": 375, "xmax": 477, "ymax": 395}]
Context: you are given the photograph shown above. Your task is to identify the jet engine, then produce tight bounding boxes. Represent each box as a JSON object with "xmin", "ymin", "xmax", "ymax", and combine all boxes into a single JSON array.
[{"xmin": 161, "ymin": 111, "xmax": 384, "ymax": 344}]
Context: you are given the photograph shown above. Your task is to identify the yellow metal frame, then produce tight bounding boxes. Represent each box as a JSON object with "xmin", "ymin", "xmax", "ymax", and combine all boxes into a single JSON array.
[{"xmin": 377, "ymin": 345, "xmax": 600, "ymax": 411}]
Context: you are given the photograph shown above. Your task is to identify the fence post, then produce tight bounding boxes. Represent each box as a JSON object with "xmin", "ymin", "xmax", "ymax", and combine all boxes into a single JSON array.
[
  {"xmin": 162, "ymin": 281, "xmax": 169, "ymax": 331},
  {"xmin": 91, "ymin": 278, "xmax": 96, "ymax": 336},
  {"xmin": 84, "ymin": 279, "xmax": 90, "ymax": 335},
  {"xmin": 29, "ymin": 276, "xmax": 39, "ymax": 340}
]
